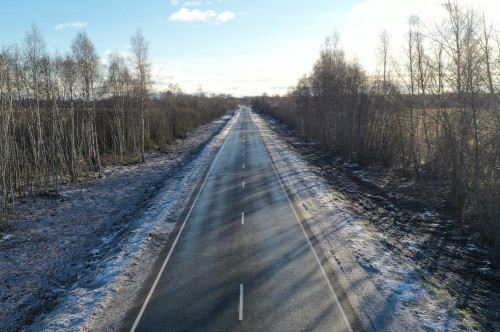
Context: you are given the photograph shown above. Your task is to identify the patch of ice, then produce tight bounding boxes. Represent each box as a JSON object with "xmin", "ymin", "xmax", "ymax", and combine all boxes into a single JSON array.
[
  {"xmin": 351, "ymin": 225, "xmax": 366, "ymax": 236},
  {"xmin": 386, "ymin": 279, "xmax": 424, "ymax": 301},
  {"xmin": 101, "ymin": 232, "xmax": 117, "ymax": 245},
  {"xmin": 60, "ymin": 191, "xmax": 72, "ymax": 198},
  {"xmin": 421, "ymin": 317, "xmax": 448, "ymax": 332},
  {"xmin": 1, "ymin": 234, "xmax": 13, "ymax": 241},
  {"xmin": 477, "ymin": 267, "xmax": 491, "ymax": 274},
  {"xmin": 400, "ymin": 240, "xmax": 418, "ymax": 248},
  {"xmin": 466, "ymin": 243, "xmax": 487, "ymax": 253}
]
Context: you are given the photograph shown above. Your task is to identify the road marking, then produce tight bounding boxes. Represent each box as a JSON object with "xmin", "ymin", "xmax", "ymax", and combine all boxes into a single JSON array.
[
  {"xmin": 242, "ymin": 180, "xmax": 245, "ymax": 188},
  {"xmin": 243, "ymin": 163, "xmax": 245, "ymax": 169},
  {"xmin": 251, "ymin": 112, "xmax": 354, "ymax": 332},
  {"xmin": 241, "ymin": 211, "xmax": 244, "ymax": 225},
  {"xmin": 129, "ymin": 111, "xmax": 241, "ymax": 332},
  {"xmin": 239, "ymin": 284, "xmax": 244, "ymax": 320}
]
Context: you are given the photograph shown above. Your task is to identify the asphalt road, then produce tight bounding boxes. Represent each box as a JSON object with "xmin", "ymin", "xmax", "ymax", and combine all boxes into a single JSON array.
[{"xmin": 123, "ymin": 107, "xmax": 352, "ymax": 331}]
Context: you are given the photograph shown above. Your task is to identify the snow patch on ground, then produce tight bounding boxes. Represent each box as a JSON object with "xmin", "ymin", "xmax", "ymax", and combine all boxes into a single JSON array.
[
  {"xmin": 32, "ymin": 111, "xmax": 241, "ymax": 331},
  {"xmin": 252, "ymin": 111, "xmax": 477, "ymax": 331},
  {"xmin": 0, "ymin": 110, "xmax": 239, "ymax": 331}
]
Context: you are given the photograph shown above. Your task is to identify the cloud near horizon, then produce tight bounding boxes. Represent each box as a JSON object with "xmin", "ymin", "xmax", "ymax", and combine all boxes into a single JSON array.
[
  {"xmin": 184, "ymin": 0, "xmax": 202, "ymax": 6},
  {"xmin": 168, "ymin": 8, "xmax": 236, "ymax": 23},
  {"xmin": 217, "ymin": 11, "xmax": 235, "ymax": 22},
  {"xmin": 54, "ymin": 21, "xmax": 88, "ymax": 30}
]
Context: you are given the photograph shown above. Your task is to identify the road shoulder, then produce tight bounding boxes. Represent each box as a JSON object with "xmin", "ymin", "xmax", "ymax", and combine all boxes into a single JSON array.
[
  {"xmin": 251, "ymin": 111, "xmax": 479, "ymax": 331},
  {"xmin": 21, "ymin": 112, "xmax": 239, "ymax": 331}
]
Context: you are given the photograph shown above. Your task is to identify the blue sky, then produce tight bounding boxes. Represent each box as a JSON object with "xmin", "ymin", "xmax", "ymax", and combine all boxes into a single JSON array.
[{"xmin": 1, "ymin": 0, "xmax": 499, "ymax": 96}]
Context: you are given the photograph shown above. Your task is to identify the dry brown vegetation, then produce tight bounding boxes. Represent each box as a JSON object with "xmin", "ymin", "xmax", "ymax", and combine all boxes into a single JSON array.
[
  {"xmin": 253, "ymin": 1, "xmax": 500, "ymax": 267},
  {"xmin": 0, "ymin": 24, "xmax": 237, "ymax": 220}
]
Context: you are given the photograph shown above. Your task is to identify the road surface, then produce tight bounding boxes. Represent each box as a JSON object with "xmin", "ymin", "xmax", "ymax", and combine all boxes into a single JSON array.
[{"xmin": 122, "ymin": 107, "xmax": 352, "ymax": 331}]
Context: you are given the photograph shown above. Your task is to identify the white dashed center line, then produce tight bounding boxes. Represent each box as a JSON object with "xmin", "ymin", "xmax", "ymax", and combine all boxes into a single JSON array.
[{"xmin": 239, "ymin": 284, "xmax": 244, "ymax": 320}]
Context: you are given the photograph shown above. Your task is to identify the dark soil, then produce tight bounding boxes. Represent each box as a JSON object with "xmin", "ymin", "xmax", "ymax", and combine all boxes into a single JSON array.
[{"xmin": 262, "ymin": 115, "xmax": 500, "ymax": 331}]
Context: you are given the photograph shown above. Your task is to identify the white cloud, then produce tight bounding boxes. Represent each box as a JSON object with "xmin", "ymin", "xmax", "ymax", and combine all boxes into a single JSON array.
[
  {"xmin": 217, "ymin": 11, "xmax": 236, "ymax": 23},
  {"xmin": 54, "ymin": 21, "xmax": 88, "ymax": 30},
  {"xmin": 184, "ymin": 0, "xmax": 202, "ymax": 6},
  {"xmin": 106, "ymin": 50, "xmax": 132, "ymax": 60},
  {"xmin": 168, "ymin": 8, "xmax": 235, "ymax": 23},
  {"xmin": 171, "ymin": 0, "xmax": 180, "ymax": 5},
  {"xmin": 119, "ymin": 51, "xmax": 131, "ymax": 58},
  {"xmin": 169, "ymin": 8, "xmax": 216, "ymax": 22}
]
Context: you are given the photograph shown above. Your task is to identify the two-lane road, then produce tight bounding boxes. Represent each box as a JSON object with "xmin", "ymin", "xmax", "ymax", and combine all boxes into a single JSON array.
[{"xmin": 122, "ymin": 107, "xmax": 352, "ymax": 331}]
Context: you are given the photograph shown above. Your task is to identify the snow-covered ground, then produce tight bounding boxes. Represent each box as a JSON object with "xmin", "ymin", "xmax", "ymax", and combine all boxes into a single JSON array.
[
  {"xmin": 0, "ymin": 111, "xmax": 239, "ymax": 331},
  {"xmin": 251, "ymin": 111, "xmax": 478, "ymax": 331},
  {"xmin": 1, "ymin": 108, "xmax": 479, "ymax": 331},
  {"xmin": 36, "ymin": 113, "xmax": 240, "ymax": 331}
]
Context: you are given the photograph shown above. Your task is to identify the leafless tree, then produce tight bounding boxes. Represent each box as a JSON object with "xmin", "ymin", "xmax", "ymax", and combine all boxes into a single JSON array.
[
  {"xmin": 0, "ymin": 23, "xmax": 238, "ymax": 220},
  {"xmin": 254, "ymin": 3, "xmax": 500, "ymax": 266},
  {"xmin": 130, "ymin": 29, "xmax": 151, "ymax": 163},
  {"xmin": 72, "ymin": 31, "xmax": 101, "ymax": 172}
]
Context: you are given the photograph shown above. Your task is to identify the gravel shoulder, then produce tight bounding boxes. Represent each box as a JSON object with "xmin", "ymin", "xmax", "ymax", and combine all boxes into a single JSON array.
[
  {"xmin": 252, "ymin": 111, "xmax": 485, "ymax": 331},
  {"xmin": 0, "ymin": 111, "xmax": 238, "ymax": 331}
]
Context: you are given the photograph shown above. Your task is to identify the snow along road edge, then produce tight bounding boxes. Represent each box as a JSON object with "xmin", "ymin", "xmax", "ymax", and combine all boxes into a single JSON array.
[
  {"xmin": 253, "ymin": 109, "xmax": 354, "ymax": 331},
  {"xmin": 251, "ymin": 110, "xmax": 478, "ymax": 332},
  {"xmin": 33, "ymin": 111, "xmax": 241, "ymax": 332},
  {"xmin": 128, "ymin": 110, "xmax": 240, "ymax": 331}
]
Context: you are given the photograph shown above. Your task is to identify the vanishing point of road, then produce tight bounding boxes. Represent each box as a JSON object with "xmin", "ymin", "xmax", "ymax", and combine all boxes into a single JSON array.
[{"xmin": 121, "ymin": 107, "xmax": 354, "ymax": 331}]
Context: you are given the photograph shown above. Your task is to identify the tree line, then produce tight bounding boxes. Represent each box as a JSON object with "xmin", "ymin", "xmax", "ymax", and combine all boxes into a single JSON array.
[
  {"xmin": 253, "ymin": 1, "xmax": 500, "ymax": 266},
  {"xmin": 0, "ymin": 24, "xmax": 237, "ymax": 217}
]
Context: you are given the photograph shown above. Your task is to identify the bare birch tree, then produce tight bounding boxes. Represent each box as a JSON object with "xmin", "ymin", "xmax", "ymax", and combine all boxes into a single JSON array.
[
  {"xmin": 72, "ymin": 31, "xmax": 100, "ymax": 172},
  {"xmin": 130, "ymin": 29, "xmax": 151, "ymax": 163}
]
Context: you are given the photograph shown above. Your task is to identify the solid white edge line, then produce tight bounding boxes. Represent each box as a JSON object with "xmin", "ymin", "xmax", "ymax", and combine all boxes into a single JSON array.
[
  {"xmin": 250, "ymin": 112, "xmax": 354, "ymax": 332},
  {"xmin": 239, "ymin": 284, "xmax": 244, "ymax": 320},
  {"xmin": 130, "ymin": 111, "xmax": 241, "ymax": 332}
]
